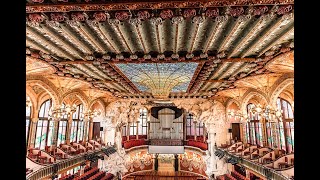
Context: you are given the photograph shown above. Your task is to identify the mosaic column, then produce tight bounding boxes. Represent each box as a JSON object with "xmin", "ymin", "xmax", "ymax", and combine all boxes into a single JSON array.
[
  {"xmin": 28, "ymin": 117, "xmax": 39, "ymax": 148},
  {"xmin": 83, "ymin": 120, "xmax": 89, "ymax": 143},
  {"xmin": 194, "ymin": 121, "xmax": 197, "ymax": 140},
  {"xmin": 88, "ymin": 119, "xmax": 94, "ymax": 140},
  {"xmin": 66, "ymin": 114, "xmax": 73, "ymax": 144},
  {"xmin": 51, "ymin": 120, "xmax": 59, "ymax": 147}
]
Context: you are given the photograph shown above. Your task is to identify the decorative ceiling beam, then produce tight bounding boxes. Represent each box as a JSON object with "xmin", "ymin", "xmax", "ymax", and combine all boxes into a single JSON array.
[
  {"xmin": 26, "ymin": 1, "xmax": 294, "ymax": 13},
  {"xmin": 217, "ymin": 15, "xmax": 251, "ymax": 53},
  {"xmin": 26, "ymin": 38, "xmax": 51, "ymax": 55},
  {"xmin": 59, "ymin": 24, "xmax": 93, "ymax": 55},
  {"xmin": 203, "ymin": 18, "xmax": 227, "ymax": 53},
  {"xmin": 203, "ymin": 79, "xmax": 226, "ymax": 82},
  {"xmin": 87, "ymin": 22, "xmax": 120, "ymax": 54},
  {"xmin": 135, "ymin": 24, "xmax": 148, "ymax": 54},
  {"xmin": 174, "ymin": 23, "xmax": 179, "ymax": 53},
  {"xmin": 188, "ymin": 23, "xmax": 201, "ymax": 53},
  {"xmin": 240, "ymin": 16, "xmax": 288, "ymax": 58},
  {"xmin": 155, "ymin": 23, "xmax": 162, "ymax": 53},
  {"xmin": 78, "ymin": 23, "xmax": 106, "ymax": 53},
  {"xmin": 26, "ymin": 26, "xmax": 75, "ymax": 60},
  {"xmin": 258, "ymin": 26, "xmax": 294, "ymax": 57},
  {"xmin": 114, "ymin": 24, "xmax": 134, "ymax": 54},
  {"xmin": 38, "ymin": 25, "xmax": 84, "ymax": 59},
  {"xmin": 226, "ymin": 15, "xmax": 272, "ymax": 59},
  {"xmin": 222, "ymin": 58, "xmax": 255, "ymax": 62}
]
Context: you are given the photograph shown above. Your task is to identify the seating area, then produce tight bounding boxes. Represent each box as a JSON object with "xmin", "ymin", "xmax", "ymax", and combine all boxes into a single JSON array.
[
  {"xmin": 27, "ymin": 148, "xmax": 56, "ymax": 164},
  {"xmin": 220, "ymin": 141, "xmax": 294, "ymax": 176},
  {"xmin": 59, "ymin": 166, "xmax": 114, "ymax": 180},
  {"xmin": 186, "ymin": 139, "xmax": 208, "ymax": 150},
  {"xmin": 123, "ymin": 139, "xmax": 146, "ymax": 149},
  {"xmin": 217, "ymin": 171, "xmax": 249, "ymax": 180}
]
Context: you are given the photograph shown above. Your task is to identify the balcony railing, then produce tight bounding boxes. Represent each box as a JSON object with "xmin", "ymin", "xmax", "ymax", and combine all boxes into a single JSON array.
[
  {"xmin": 220, "ymin": 148, "xmax": 291, "ymax": 180},
  {"xmin": 26, "ymin": 149, "xmax": 101, "ymax": 180}
]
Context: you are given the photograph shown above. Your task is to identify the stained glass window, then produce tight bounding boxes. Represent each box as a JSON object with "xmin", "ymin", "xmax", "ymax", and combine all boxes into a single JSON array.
[
  {"xmin": 138, "ymin": 109, "xmax": 148, "ymax": 135},
  {"xmin": 277, "ymin": 98, "xmax": 294, "ymax": 153},
  {"xmin": 246, "ymin": 103, "xmax": 263, "ymax": 146},
  {"xmin": 72, "ymin": 104, "xmax": 85, "ymax": 142},
  {"xmin": 196, "ymin": 121, "xmax": 204, "ymax": 136},
  {"xmin": 186, "ymin": 113, "xmax": 194, "ymax": 136},
  {"xmin": 26, "ymin": 105, "xmax": 31, "ymax": 144},
  {"xmin": 266, "ymin": 122, "xmax": 275, "ymax": 148},
  {"xmin": 57, "ymin": 121, "xmax": 67, "ymax": 146},
  {"xmin": 115, "ymin": 63, "xmax": 199, "ymax": 96},
  {"xmin": 35, "ymin": 99, "xmax": 52, "ymax": 149},
  {"xmin": 130, "ymin": 122, "xmax": 137, "ymax": 136}
]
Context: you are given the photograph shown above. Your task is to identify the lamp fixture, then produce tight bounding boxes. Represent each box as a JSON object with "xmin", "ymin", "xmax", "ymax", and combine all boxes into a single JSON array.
[
  {"xmin": 48, "ymin": 104, "xmax": 77, "ymax": 120},
  {"xmin": 82, "ymin": 109, "xmax": 101, "ymax": 120}
]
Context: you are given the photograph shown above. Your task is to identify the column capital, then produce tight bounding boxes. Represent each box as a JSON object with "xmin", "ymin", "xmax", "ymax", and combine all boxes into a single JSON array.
[{"xmin": 31, "ymin": 117, "xmax": 39, "ymax": 123}]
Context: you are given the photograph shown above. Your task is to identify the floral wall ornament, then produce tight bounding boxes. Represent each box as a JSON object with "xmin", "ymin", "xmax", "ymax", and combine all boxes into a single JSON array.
[
  {"xmin": 192, "ymin": 16, "xmax": 204, "ymax": 24},
  {"xmin": 115, "ymin": 11, "xmax": 130, "ymax": 21},
  {"xmin": 253, "ymin": 6, "xmax": 269, "ymax": 16},
  {"xmin": 93, "ymin": 12, "xmax": 109, "ymax": 22},
  {"xmin": 215, "ymin": 15, "xmax": 228, "ymax": 23},
  {"xmin": 137, "ymin": 10, "xmax": 150, "ymax": 20},
  {"xmin": 150, "ymin": 17, "xmax": 163, "ymax": 25},
  {"xmin": 50, "ymin": 13, "xmax": 65, "ymax": 22},
  {"xmin": 171, "ymin": 16, "xmax": 184, "ymax": 24},
  {"xmin": 129, "ymin": 18, "xmax": 141, "ymax": 26},
  {"xmin": 277, "ymin": 5, "xmax": 293, "ymax": 15},
  {"xmin": 205, "ymin": 8, "xmax": 219, "ymax": 18},
  {"xmin": 28, "ymin": 13, "xmax": 45, "ymax": 23},
  {"xmin": 228, "ymin": 6, "xmax": 245, "ymax": 17},
  {"xmin": 160, "ymin": 9, "xmax": 174, "ymax": 19},
  {"xmin": 71, "ymin": 12, "xmax": 88, "ymax": 22},
  {"xmin": 108, "ymin": 18, "xmax": 120, "ymax": 25},
  {"xmin": 183, "ymin": 9, "xmax": 197, "ymax": 18}
]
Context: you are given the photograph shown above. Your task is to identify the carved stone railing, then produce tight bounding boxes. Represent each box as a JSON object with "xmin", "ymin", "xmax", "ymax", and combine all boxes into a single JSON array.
[
  {"xmin": 26, "ymin": 150, "xmax": 101, "ymax": 180},
  {"xmin": 220, "ymin": 148, "xmax": 291, "ymax": 180}
]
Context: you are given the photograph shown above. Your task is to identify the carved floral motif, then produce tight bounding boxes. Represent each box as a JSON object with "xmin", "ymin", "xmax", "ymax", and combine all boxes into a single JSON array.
[{"xmin": 160, "ymin": 9, "xmax": 173, "ymax": 19}]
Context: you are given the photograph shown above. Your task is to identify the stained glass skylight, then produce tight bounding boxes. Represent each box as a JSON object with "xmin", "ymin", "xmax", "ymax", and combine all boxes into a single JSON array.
[{"xmin": 115, "ymin": 63, "xmax": 199, "ymax": 98}]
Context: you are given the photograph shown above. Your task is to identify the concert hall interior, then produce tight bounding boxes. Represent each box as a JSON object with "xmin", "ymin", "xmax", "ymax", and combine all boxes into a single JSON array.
[{"xmin": 26, "ymin": 0, "xmax": 294, "ymax": 180}]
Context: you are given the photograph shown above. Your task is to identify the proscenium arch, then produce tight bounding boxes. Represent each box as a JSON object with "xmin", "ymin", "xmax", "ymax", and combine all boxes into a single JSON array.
[
  {"xmin": 240, "ymin": 89, "xmax": 269, "ymax": 114},
  {"xmin": 26, "ymin": 75, "xmax": 61, "ymax": 109}
]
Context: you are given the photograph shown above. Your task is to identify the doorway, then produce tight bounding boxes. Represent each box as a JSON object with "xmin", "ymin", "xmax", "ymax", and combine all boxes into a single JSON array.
[{"xmin": 231, "ymin": 123, "xmax": 241, "ymax": 142}]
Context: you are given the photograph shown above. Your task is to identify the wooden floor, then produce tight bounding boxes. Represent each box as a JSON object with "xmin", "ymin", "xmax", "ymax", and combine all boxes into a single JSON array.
[{"xmin": 123, "ymin": 171, "xmax": 206, "ymax": 180}]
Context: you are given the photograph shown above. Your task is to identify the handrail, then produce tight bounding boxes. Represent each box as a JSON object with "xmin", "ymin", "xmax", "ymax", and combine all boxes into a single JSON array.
[
  {"xmin": 26, "ymin": 149, "xmax": 102, "ymax": 180},
  {"xmin": 220, "ymin": 148, "xmax": 291, "ymax": 180}
]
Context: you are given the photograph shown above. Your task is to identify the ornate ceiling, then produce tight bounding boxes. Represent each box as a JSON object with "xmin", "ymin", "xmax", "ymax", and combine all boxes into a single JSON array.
[{"xmin": 26, "ymin": 0, "xmax": 294, "ymax": 100}]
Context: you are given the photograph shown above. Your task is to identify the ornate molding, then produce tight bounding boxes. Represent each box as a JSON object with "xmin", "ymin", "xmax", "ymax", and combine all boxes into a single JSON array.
[
  {"xmin": 269, "ymin": 73, "xmax": 294, "ymax": 108},
  {"xmin": 26, "ymin": 1, "xmax": 294, "ymax": 13},
  {"xmin": 240, "ymin": 88, "xmax": 269, "ymax": 113},
  {"xmin": 26, "ymin": 75, "xmax": 61, "ymax": 106},
  {"xmin": 61, "ymin": 89, "xmax": 89, "ymax": 110}
]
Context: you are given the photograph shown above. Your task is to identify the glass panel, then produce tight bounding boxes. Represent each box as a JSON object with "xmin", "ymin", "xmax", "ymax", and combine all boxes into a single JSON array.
[
  {"xmin": 26, "ymin": 106, "xmax": 31, "ymax": 117},
  {"xmin": 288, "ymin": 103, "xmax": 294, "ymax": 119},
  {"xmin": 47, "ymin": 121, "xmax": 54, "ymax": 146},
  {"xmin": 44, "ymin": 100, "xmax": 51, "ymax": 118},
  {"xmin": 26, "ymin": 120, "xmax": 30, "ymax": 143},
  {"xmin": 282, "ymin": 100, "xmax": 288, "ymax": 119}
]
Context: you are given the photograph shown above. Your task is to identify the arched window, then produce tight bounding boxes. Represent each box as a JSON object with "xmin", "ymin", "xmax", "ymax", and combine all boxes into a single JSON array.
[
  {"xmin": 186, "ymin": 113, "xmax": 205, "ymax": 139},
  {"xmin": 246, "ymin": 104, "xmax": 263, "ymax": 146},
  {"xmin": 71, "ymin": 104, "xmax": 84, "ymax": 142},
  {"xmin": 277, "ymin": 98, "xmax": 294, "ymax": 153},
  {"xmin": 57, "ymin": 103, "xmax": 68, "ymax": 146},
  {"xmin": 138, "ymin": 109, "xmax": 148, "ymax": 135},
  {"xmin": 26, "ymin": 104, "xmax": 31, "ymax": 144},
  {"xmin": 186, "ymin": 113, "xmax": 195, "ymax": 137},
  {"xmin": 35, "ymin": 99, "xmax": 53, "ymax": 149}
]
